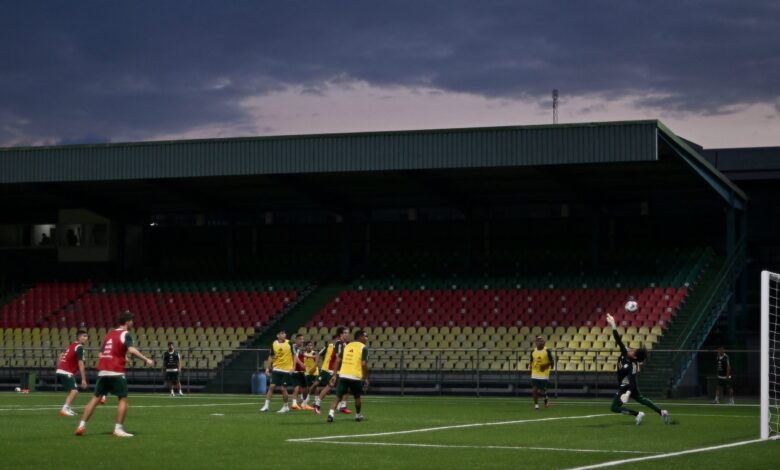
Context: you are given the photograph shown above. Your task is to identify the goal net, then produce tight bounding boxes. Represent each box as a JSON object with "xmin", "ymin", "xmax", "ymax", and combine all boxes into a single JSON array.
[{"xmin": 761, "ymin": 270, "xmax": 780, "ymax": 439}]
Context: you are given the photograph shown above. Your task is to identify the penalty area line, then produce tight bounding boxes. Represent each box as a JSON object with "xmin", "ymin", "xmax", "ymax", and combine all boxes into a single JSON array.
[
  {"xmin": 312, "ymin": 441, "xmax": 657, "ymax": 454},
  {"xmin": 565, "ymin": 436, "xmax": 780, "ymax": 470},
  {"xmin": 0, "ymin": 402, "xmax": 259, "ymax": 412},
  {"xmin": 287, "ymin": 413, "xmax": 611, "ymax": 443}
]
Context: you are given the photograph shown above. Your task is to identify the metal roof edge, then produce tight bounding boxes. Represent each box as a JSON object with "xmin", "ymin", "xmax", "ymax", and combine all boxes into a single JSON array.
[
  {"xmin": 0, "ymin": 120, "xmax": 661, "ymax": 153},
  {"xmin": 656, "ymin": 121, "xmax": 748, "ymax": 203}
]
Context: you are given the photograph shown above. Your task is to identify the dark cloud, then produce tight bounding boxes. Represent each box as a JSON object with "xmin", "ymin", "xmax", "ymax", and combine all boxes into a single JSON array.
[{"xmin": 1, "ymin": 0, "xmax": 778, "ymax": 146}]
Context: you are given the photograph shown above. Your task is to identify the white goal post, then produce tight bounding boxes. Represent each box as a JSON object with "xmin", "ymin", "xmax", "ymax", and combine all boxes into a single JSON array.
[{"xmin": 761, "ymin": 270, "xmax": 779, "ymax": 440}]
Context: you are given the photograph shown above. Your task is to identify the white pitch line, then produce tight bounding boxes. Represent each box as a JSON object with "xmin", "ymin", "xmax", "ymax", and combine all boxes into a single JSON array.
[
  {"xmin": 310, "ymin": 440, "xmax": 657, "ymax": 454},
  {"xmin": 565, "ymin": 436, "xmax": 780, "ymax": 470},
  {"xmin": 672, "ymin": 413, "xmax": 755, "ymax": 418},
  {"xmin": 0, "ymin": 402, "xmax": 258, "ymax": 412},
  {"xmin": 287, "ymin": 413, "xmax": 611, "ymax": 442},
  {"xmin": 353, "ymin": 396, "xmax": 760, "ymax": 408}
]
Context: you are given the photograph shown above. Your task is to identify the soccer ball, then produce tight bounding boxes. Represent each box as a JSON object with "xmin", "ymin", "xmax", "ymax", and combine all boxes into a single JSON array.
[
  {"xmin": 14, "ymin": 387, "xmax": 21, "ymax": 392},
  {"xmin": 624, "ymin": 300, "xmax": 639, "ymax": 313}
]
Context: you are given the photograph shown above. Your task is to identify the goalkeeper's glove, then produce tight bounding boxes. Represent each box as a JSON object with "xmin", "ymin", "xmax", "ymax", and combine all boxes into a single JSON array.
[
  {"xmin": 606, "ymin": 313, "xmax": 616, "ymax": 329},
  {"xmin": 620, "ymin": 390, "xmax": 631, "ymax": 404}
]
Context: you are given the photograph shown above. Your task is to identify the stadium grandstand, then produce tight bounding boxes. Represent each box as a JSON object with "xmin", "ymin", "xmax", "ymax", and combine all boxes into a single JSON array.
[{"xmin": 1, "ymin": 120, "xmax": 778, "ymax": 397}]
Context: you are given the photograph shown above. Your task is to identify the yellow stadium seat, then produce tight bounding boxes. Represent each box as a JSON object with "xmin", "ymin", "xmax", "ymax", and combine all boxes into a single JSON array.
[{"xmin": 519, "ymin": 326, "xmax": 530, "ymax": 336}]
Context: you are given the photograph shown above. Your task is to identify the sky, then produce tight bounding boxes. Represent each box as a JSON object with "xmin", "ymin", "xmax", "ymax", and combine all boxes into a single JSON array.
[{"xmin": 0, "ymin": 1, "xmax": 778, "ymax": 149}]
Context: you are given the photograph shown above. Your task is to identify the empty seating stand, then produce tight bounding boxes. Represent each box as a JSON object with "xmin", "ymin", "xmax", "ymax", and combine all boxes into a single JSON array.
[{"xmin": 0, "ymin": 279, "xmax": 306, "ymax": 371}]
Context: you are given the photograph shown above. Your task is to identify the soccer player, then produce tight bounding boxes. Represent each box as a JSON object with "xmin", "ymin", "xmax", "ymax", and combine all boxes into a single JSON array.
[
  {"xmin": 163, "ymin": 342, "xmax": 184, "ymax": 397},
  {"xmin": 606, "ymin": 313, "xmax": 669, "ymax": 425},
  {"xmin": 301, "ymin": 335, "xmax": 336, "ymax": 410},
  {"xmin": 327, "ymin": 329, "xmax": 369, "ymax": 423},
  {"xmin": 75, "ymin": 311, "xmax": 155, "ymax": 437},
  {"xmin": 530, "ymin": 335, "xmax": 555, "ymax": 410},
  {"xmin": 56, "ymin": 330, "xmax": 89, "ymax": 416},
  {"xmin": 302, "ymin": 340, "xmax": 320, "ymax": 408},
  {"xmin": 311, "ymin": 326, "xmax": 352, "ymax": 415},
  {"xmin": 260, "ymin": 329, "xmax": 297, "ymax": 413},
  {"xmin": 714, "ymin": 346, "xmax": 735, "ymax": 404},
  {"xmin": 289, "ymin": 334, "xmax": 308, "ymax": 410}
]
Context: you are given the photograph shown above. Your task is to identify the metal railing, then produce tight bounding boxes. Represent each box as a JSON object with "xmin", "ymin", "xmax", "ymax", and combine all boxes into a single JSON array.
[
  {"xmin": 666, "ymin": 241, "xmax": 747, "ymax": 389},
  {"xmin": 0, "ymin": 346, "xmax": 762, "ymax": 397}
]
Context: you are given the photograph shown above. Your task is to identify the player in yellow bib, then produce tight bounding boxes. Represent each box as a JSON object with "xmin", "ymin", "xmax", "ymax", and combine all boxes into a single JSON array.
[
  {"xmin": 327, "ymin": 330, "xmax": 369, "ymax": 422},
  {"xmin": 530, "ymin": 335, "xmax": 555, "ymax": 410},
  {"xmin": 302, "ymin": 340, "xmax": 320, "ymax": 406},
  {"xmin": 261, "ymin": 329, "xmax": 303, "ymax": 413}
]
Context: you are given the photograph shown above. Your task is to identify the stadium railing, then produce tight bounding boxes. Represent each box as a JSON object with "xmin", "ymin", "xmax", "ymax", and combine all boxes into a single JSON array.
[
  {"xmin": 663, "ymin": 241, "xmax": 746, "ymax": 391},
  {"xmin": 0, "ymin": 347, "xmax": 759, "ymax": 398}
]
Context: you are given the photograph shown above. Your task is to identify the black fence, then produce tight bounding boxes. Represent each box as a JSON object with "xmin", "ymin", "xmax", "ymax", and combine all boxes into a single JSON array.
[{"xmin": 0, "ymin": 347, "xmax": 760, "ymax": 399}]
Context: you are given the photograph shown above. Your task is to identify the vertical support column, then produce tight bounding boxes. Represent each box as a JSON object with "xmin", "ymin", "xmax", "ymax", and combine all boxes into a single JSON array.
[
  {"xmin": 226, "ymin": 219, "xmax": 236, "ymax": 274},
  {"xmin": 340, "ymin": 215, "xmax": 352, "ymax": 281},
  {"xmin": 739, "ymin": 209, "xmax": 749, "ymax": 329},
  {"xmin": 726, "ymin": 206, "xmax": 736, "ymax": 341},
  {"xmin": 590, "ymin": 208, "xmax": 600, "ymax": 272},
  {"xmin": 483, "ymin": 220, "xmax": 490, "ymax": 259}
]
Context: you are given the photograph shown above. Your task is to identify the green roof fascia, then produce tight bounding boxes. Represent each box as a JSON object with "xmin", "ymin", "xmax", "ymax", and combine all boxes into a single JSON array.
[
  {"xmin": 0, "ymin": 119, "xmax": 662, "ymax": 153},
  {"xmin": 656, "ymin": 121, "xmax": 747, "ymax": 210}
]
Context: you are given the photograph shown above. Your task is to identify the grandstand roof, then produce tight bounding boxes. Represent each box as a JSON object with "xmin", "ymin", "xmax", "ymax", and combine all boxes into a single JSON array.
[{"xmin": 0, "ymin": 120, "xmax": 746, "ymax": 218}]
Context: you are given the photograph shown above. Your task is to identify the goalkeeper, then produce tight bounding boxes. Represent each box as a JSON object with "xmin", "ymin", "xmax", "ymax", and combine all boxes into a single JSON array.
[{"xmin": 606, "ymin": 313, "xmax": 669, "ymax": 425}]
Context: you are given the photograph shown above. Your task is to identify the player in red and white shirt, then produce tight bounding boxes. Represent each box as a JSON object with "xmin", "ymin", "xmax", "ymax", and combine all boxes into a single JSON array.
[
  {"xmin": 75, "ymin": 311, "xmax": 154, "ymax": 438},
  {"xmin": 56, "ymin": 330, "xmax": 89, "ymax": 416}
]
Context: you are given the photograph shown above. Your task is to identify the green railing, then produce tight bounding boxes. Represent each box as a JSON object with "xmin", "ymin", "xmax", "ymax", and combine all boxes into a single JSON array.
[{"xmin": 663, "ymin": 241, "xmax": 746, "ymax": 390}]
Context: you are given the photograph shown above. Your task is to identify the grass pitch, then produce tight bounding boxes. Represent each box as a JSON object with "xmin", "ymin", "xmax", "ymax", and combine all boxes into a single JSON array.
[{"xmin": 1, "ymin": 392, "xmax": 777, "ymax": 469}]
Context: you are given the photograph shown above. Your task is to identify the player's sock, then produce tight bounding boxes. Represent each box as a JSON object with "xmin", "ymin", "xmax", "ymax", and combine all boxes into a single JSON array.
[
  {"xmin": 338, "ymin": 400, "xmax": 346, "ymax": 409},
  {"xmin": 292, "ymin": 399, "xmax": 298, "ymax": 406},
  {"xmin": 114, "ymin": 424, "xmax": 124, "ymax": 432},
  {"xmin": 534, "ymin": 404, "xmax": 539, "ymax": 410},
  {"xmin": 79, "ymin": 420, "xmax": 86, "ymax": 428},
  {"xmin": 328, "ymin": 409, "xmax": 335, "ymax": 417},
  {"xmin": 634, "ymin": 394, "xmax": 663, "ymax": 415},
  {"xmin": 314, "ymin": 396, "xmax": 321, "ymax": 406},
  {"xmin": 301, "ymin": 396, "xmax": 309, "ymax": 406}
]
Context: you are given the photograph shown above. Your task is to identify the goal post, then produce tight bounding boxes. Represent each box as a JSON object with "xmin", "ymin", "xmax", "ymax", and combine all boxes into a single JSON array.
[{"xmin": 761, "ymin": 270, "xmax": 778, "ymax": 440}]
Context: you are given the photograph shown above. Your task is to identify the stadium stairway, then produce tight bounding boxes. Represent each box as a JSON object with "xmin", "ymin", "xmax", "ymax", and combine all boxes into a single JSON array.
[
  {"xmin": 204, "ymin": 282, "xmax": 346, "ymax": 393},
  {"xmin": 639, "ymin": 243, "xmax": 746, "ymax": 397}
]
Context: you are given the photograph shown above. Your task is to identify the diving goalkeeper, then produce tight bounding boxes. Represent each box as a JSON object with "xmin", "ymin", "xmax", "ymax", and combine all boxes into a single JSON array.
[{"xmin": 606, "ymin": 313, "xmax": 669, "ymax": 425}]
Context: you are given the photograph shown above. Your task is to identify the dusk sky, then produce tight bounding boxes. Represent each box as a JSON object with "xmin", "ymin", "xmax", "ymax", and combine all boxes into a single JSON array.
[{"xmin": 1, "ymin": 1, "xmax": 778, "ymax": 149}]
